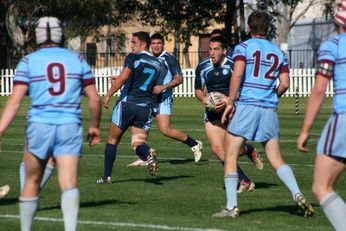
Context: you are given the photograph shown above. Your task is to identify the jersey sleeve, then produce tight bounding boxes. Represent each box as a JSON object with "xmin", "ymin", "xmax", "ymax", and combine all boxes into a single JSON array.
[
  {"xmin": 123, "ymin": 53, "xmax": 136, "ymax": 70},
  {"xmin": 279, "ymin": 52, "xmax": 290, "ymax": 74},
  {"xmin": 315, "ymin": 39, "xmax": 336, "ymax": 79},
  {"xmin": 80, "ymin": 56, "xmax": 95, "ymax": 87},
  {"xmin": 232, "ymin": 43, "xmax": 246, "ymax": 62},
  {"xmin": 13, "ymin": 57, "xmax": 30, "ymax": 86},
  {"xmin": 194, "ymin": 64, "xmax": 204, "ymax": 90},
  {"xmin": 166, "ymin": 56, "xmax": 182, "ymax": 77}
]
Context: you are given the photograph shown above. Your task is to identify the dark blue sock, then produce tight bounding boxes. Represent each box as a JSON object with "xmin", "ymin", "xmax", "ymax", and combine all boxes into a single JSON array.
[
  {"xmin": 135, "ymin": 144, "xmax": 150, "ymax": 161},
  {"xmin": 182, "ymin": 136, "xmax": 198, "ymax": 147},
  {"xmin": 245, "ymin": 144, "xmax": 254, "ymax": 158},
  {"xmin": 237, "ymin": 164, "xmax": 250, "ymax": 182},
  {"xmin": 103, "ymin": 143, "xmax": 117, "ymax": 178}
]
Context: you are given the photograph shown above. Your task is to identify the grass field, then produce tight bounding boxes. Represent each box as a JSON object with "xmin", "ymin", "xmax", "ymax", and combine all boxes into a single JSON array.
[{"xmin": 0, "ymin": 96, "xmax": 344, "ymax": 231}]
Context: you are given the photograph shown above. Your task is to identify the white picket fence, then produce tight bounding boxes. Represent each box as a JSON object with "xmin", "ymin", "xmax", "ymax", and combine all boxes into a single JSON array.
[{"xmin": 0, "ymin": 68, "xmax": 334, "ymax": 97}]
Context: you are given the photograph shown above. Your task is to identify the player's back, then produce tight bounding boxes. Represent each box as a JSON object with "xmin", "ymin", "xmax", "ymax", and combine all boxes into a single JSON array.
[
  {"xmin": 14, "ymin": 47, "xmax": 93, "ymax": 124},
  {"xmin": 120, "ymin": 51, "xmax": 165, "ymax": 106},
  {"xmin": 195, "ymin": 57, "xmax": 233, "ymax": 96},
  {"xmin": 233, "ymin": 38, "xmax": 289, "ymax": 109}
]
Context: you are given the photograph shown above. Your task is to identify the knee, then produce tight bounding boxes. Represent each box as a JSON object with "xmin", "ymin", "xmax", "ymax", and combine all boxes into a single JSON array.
[
  {"xmin": 312, "ymin": 181, "xmax": 332, "ymax": 202},
  {"xmin": 210, "ymin": 144, "xmax": 222, "ymax": 156}
]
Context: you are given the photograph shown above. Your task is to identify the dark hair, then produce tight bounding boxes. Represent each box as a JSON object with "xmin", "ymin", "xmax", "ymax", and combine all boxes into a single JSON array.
[
  {"xmin": 133, "ymin": 31, "xmax": 151, "ymax": 48},
  {"xmin": 150, "ymin": 33, "xmax": 164, "ymax": 44},
  {"xmin": 209, "ymin": 36, "xmax": 228, "ymax": 49},
  {"xmin": 211, "ymin": 29, "xmax": 224, "ymax": 37},
  {"xmin": 248, "ymin": 10, "xmax": 270, "ymax": 37}
]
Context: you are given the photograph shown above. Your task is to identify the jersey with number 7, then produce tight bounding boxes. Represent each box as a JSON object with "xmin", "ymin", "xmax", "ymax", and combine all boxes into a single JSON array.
[{"xmin": 232, "ymin": 38, "xmax": 289, "ymax": 109}]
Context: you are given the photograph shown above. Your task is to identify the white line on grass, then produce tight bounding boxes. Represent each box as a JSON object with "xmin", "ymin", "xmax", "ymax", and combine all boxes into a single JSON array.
[{"xmin": 0, "ymin": 214, "xmax": 226, "ymax": 231}]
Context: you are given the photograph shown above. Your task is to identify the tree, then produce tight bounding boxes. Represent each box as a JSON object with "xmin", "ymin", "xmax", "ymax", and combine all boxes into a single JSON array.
[{"xmin": 138, "ymin": 0, "xmax": 225, "ymax": 67}]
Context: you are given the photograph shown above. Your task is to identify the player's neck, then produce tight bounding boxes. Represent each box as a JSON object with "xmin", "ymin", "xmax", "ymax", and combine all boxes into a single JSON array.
[{"xmin": 252, "ymin": 35, "xmax": 266, "ymax": 39}]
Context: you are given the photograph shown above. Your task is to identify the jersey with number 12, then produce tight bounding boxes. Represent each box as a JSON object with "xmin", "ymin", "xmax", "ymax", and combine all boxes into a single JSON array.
[
  {"xmin": 13, "ymin": 47, "xmax": 95, "ymax": 125},
  {"xmin": 233, "ymin": 38, "xmax": 289, "ymax": 109}
]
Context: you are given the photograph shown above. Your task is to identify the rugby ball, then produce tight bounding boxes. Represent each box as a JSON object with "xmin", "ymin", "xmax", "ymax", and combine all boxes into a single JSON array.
[{"xmin": 205, "ymin": 92, "xmax": 225, "ymax": 113}]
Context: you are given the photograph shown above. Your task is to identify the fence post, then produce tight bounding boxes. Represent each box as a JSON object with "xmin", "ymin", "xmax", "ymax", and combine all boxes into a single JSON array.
[{"xmin": 295, "ymin": 85, "xmax": 299, "ymax": 115}]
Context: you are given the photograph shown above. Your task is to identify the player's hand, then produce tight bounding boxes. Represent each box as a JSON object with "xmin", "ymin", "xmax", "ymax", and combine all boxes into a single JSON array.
[
  {"xmin": 221, "ymin": 103, "xmax": 235, "ymax": 124},
  {"xmin": 215, "ymin": 100, "xmax": 226, "ymax": 112},
  {"xmin": 87, "ymin": 127, "xmax": 101, "ymax": 146},
  {"xmin": 153, "ymin": 85, "xmax": 166, "ymax": 94},
  {"xmin": 297, "ymin": 131, "xmax": 309, "ymax": 152},
  {"xmin": 102, "ymin": 95, "xmax": 110, "ymax": 109},
  {"xmin": 202, "ymin": 97, "xmax": 211, "ymax": 111}
]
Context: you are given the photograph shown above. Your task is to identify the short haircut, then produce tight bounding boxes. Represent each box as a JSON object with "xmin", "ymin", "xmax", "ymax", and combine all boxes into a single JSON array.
[
  {"xmin": 133, "ymin": 31, "xmax": 151, "ymax": 48},
  {"xmin": 209, "ymin": 36, "xmax": 228, "ymax": 49},
  {"xmin": 150, "ymin": 33, "xmax": 164, "ymax": 44},
  {"xmin": 211, "ymin": 29, "xmax": 224, "ymax": 37},
  {"xmin": 248, "ymin": 10, "xmax": 270, "ymax": 37}
]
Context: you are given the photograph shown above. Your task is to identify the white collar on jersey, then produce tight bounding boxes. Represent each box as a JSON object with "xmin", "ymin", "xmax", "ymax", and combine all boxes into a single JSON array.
[
  {"xmin": 158, "ymin": 50, "xmax": 167, "ymax": 58},
  {"xmin": 137, "ymin": 50, "xmax": 153, "ymax": 56},
  {"xmin": 209, "ymin": 56, "xmax": 227, "ymax": 67}
]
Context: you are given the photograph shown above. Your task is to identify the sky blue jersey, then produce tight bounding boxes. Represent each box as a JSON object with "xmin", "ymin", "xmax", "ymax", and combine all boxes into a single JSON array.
[
  {"xmin": 316, "ymin": 32, "xmax": 346, "ymax": 114},
  {"xmin": 14, "ymin": 47, "xmax": 95, "ymax": 125},
  {"xmin": 195, "ymin": 57, "xmax": 233, "ymax": 96},
  {"xmin": 158, "ymin": 51, "xmax": 182, "ymax": 97},
  {"xmin": 119, "ymin": 51, "xmax": 166, "ymax": 107},
  {"xmin": 233, "ymin": 38, "xmax": 289, "ymax": 109}
]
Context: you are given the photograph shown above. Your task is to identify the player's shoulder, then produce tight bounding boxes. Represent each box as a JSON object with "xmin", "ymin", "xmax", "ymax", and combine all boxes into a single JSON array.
[{"xmin": 197, "ymin": 58, "xmax": 211, "ymax": 69}]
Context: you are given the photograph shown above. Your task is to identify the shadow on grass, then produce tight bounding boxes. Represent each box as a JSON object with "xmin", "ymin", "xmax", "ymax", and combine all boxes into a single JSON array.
[
  {"xmin": 251, "ymin": 182, "xmax": 279, "ymax": 190},
  {"xmin": 240, "ymin": 202, "xmax": 319, "ymax": 217},
  {"xmin": 40, "ymin": 199, "xmax": 134, "ymax": 211},
  {"xmin": 0, "ymin": 197, "xmax": 18, "ymax": 206},
  {"xmin": 112, "ymin": 175, "xmax": 193, "ymax": 185},
  {"xmin": 159, "ymin": 159, "xmax": 210, "ymax": 165}
]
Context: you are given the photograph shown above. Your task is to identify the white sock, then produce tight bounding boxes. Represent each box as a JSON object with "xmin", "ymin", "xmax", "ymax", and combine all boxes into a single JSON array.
[
  {"xmin": 61, "ymin": 188, "xmax": 80, "ymax": 231},
  {"xmin": 19, "ymin": 196, "xmax": 39, "ymax": 231},
  {"xmin": 321, "ymin": 192, "xmax": 346, "ymax": 231}
]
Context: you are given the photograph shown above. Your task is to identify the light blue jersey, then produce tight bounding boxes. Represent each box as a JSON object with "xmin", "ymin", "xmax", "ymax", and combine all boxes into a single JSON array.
[
  {"xmin": 14, "ymin": 47, "xmax": 95, "ymax": 125},
  {"xmin": 232, "ymin": 38, "xmax": 289, "ymax": 109},
  {"xmin": 316, "ymin": 33, "xmax": 346, "ymax": 114}
]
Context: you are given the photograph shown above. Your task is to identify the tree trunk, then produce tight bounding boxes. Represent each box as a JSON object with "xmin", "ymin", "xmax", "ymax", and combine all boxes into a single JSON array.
[
  {"xmin": 5, "ymin": 4, "xmax": 25, "ymax": 53},
  {"xmin": 277, "ymin": 4, "xmax": 290, "ymax": 46},
  {"xmin": 182, "ymin": 38, "xmax": 191, "ymax": 68}
]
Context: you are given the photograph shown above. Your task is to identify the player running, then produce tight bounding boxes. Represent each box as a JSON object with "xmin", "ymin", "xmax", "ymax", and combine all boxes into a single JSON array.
[
  {"xmin": 96, "ymin": 31, "xmax": 166, "ymax": 184},
  {"xmin": 215, "ymin": 11, "xmax": 314, "ymax": 218},
  {"xmin": 195, "ymin": 36, "xmax": 263, "ymax": 193},
  {"xmin": 128, "ymin": 33, "xmax": 203, "ymax": 166},
  {"xmin": 297, "ymin": 0, "xmax": 346, "ymax": 229}
]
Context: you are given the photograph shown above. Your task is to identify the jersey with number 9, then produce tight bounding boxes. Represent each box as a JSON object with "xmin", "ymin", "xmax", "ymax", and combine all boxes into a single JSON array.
[{"xmin": 13, "ymin": 47, "xmax": 95, "ymax": 125}]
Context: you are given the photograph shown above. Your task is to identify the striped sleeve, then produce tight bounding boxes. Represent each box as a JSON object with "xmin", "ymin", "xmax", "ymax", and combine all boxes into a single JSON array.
[{"xmin": 13, "ymin": 57, "xmax": 29, "ymax": 86}]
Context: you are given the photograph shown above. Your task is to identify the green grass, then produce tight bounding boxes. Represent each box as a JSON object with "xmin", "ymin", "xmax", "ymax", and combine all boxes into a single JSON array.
[{"xmin": 0, "ymin": 96, "xmax": 344, "ymax": 231}]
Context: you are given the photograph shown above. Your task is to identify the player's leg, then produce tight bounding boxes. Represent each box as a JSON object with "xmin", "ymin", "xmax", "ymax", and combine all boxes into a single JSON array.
[
  {"xmin": 239, "ymin": 143, "xmax": 263, "ymax": 170},
  {"xmin": 20, "ymin": 151, "xmax": 46, "ymax": 231},
  {"xmin": 204, "ymin": 121, "xmax": 226, "ymax": 161},
  {"xmin": 312, "ymin": 155, "xmax": 346, "ymax": 229},
  {"xmin": 131, "ymin": 126, "xmax": 158, "ymax": 176},
  {"xmin": 156, "ymin": 104, "xmax": 202, "ymax": 162},
  {"xmin": 97, "ymin": 102, "xmax": 127, "ymax": 184},
  {"xmin": 213, "ymin": 133, "xmax": 244, "ymax": 217},
  {"xmin": 20, "ymin": 156, "xmax": 55, "ymax": 192},
  {"xmin": 263, "ymin": 138, "xmax": 313, "ymax": 217},
  {"xmin": 55, "ymin": 155, "xmax": 80, "ymax": 231},
  {"xmin": 97, "ymin": 122, "xmax": 125, "ymax": 183}
]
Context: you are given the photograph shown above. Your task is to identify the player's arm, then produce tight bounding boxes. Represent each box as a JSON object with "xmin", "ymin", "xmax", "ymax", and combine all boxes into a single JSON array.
[
  {"xmin": 221, "ymin": 60, "xmax": 245, "ymax": 123},
  {"xmin": 297, "ymin": 73, "xmax": 329, "ymax": 152},
  {"xmin": 103, "ymin": 68, "xmax": 131, "ymax": 108},
  {"xmin": 153, "ymin": 73, "xmax": 183, "ymax": 94},
  {"xmin": 276, "ymin": 72, "xmax": 289, "ymax": 97},
  {"xmin": 84, "ymin": 84, "xmax": 102, "ymax": 146},
  {"xmin": 0, "ymin": 84, "xmax": 28, "ymax": 151}
]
